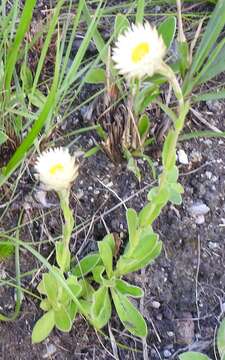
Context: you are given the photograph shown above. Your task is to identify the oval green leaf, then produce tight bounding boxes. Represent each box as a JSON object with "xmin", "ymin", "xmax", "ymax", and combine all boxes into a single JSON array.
[
  {"xmin": 32, "ymin": 310, "xmax": 55, "ymax": 344},
  {"xmin": 111, "ymin": 289, "xmax": 147, "ymax": 337}
]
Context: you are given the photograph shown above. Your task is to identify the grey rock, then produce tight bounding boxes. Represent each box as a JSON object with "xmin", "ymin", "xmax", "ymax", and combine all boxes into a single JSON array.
[
  {"xmin": 164, "ymin": 349, "xmax": 172, "ymax": 358},
  {"xmin": 188, "ymin": 202, "xmax": 210, "ymax": 217}
]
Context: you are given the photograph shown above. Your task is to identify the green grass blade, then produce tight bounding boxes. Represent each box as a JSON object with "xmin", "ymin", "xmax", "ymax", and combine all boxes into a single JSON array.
[
  {"xmin": 183, "ymin": 0, "xmax": 225, "ymax": 94},
  {"xmin": 0, "ymin": 213, "xmax": 23, "ymax": 321},
  {"xmin": 82, "ymin": 1, "xmax": 108, "ymax": 63},
  {"xmin": 190, "ymin": 0, "xmax": 225, "ymax": 74},
  {"xmin": 195, "ymin": 40, "xmax": 225, "ymax": 85},
  {"xmin": 136, "ymin": 0, "xmax": 145, "ymax": 24},
  {"xmin": 0, "ymin": 38, "xmax": 60, "ymax": 186},
  {"xmin": 4, "ymin": 0, "xmax": 37, "ymax": 95},
  {"xmin": 192, "ymin": 88, "xmax": 225, "ymax": 102},
  {"xmin": 59, "ymin": 0, "xmax": 84, "ymax": 87},
  {"xmin": 0, "ymin": 234, "xmax": 87, "ymax": 316},
  {"xmin": 179, "ymin": 130, "xmax": 225, "ymax": 141},
  {"xmin": 60, "ymin": 0, "xmax": 104, "ymax": 94},
  {"xmin": 31, "ymin": 0, "xmax": 64, "ymax": 97}
]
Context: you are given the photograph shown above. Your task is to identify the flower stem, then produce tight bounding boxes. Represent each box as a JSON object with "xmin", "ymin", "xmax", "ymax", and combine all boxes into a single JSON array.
[
  {"xmin": 158, "ymin": 62, "xmax": 184, "ymax": 109},
  {"xmin": 139, "ymin": 64, "xmax": 189, "ymax": 227},
  {"xmin": 57, "ymin": 189, "xmax": 74, "ymax": 272}
]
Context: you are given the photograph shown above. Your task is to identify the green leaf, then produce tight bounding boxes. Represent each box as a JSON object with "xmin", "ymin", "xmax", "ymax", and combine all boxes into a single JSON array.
[
  {"xmin": 178, "ymin": 41, "xmax": 189, "ymax": 77},
  {"xmin": 98, "ymin": 235, "xmax": 114, "ymax": 278},
  {"xmin": 138, "ymin": 114, "xmax": 150, "ymax": 140},
  {"xmin": 168, "ymin": 187, "xmax": 183, "ymax": 205},
  {"xmin": 114, "ymin": 14, "xmax": 130, "ymax": 38},
  {"xmin": 84, "ymin": 145, "xmax": 101, "ymax": 158},
  {"xmin": 127, "ymin": 154, "xmax": 141, "ymax": 181},
  {"xmin": 28, "ymin": 89, "xmax": 46, "ymax": 108},
  {"xmin": 66, "ymin": 275, "xmax": 82, "ymax": 298},
  {"xmin": 54, "ymin": 306, "xmax": 72, "ymax": 332},
  {"xmin": 91, "ymin": 286, "xmax": 111, "ymax": 329},
  {"xmin": 134, "ymin": 85, "xmax": 159, "ymax": 115},
  {"xmin": 139, "ymin": 202, "xmax": 162, "ymax": 228},
  {"xmin": 56, "ymin": 241, "xmax": 71, "ymax": 272},
  {"xmin": 111, "ymin": 289, "xmax": 147, "ymax": 337},
  {"xmin": 147, "ymin": 187, "xmax": 169, "ymax": 205},
  {"xmin": 162, "ymin": 130, "xmax": 176, "ymax": 170},
  {"xmin": 67, "ymin": 302, "xmax": 77, "ymax": 322},
  {"xmin": 158, "ymin": 16, "xmax": 176, "ymax": 49},
  {"xmin": 115, "ymin": 279, "xmax": 144, "ymax": 298},
  {"xmin": 72, "ymin": 253, "xmax": 101, "ymax": 277},
  {"xmin": 92, "ymin": 265, "xmax": 105, "ymax": 284},
  {"xmin": 179, "ymin": 352, "xmax": 211, "ymax": 360},
  {"xmin": 167, "ymin": 166, "xmax": 179, "ymax": 183},
  {"xmin": 217, "ymin": 319, "xmax": 225, "ymax": 360},
  {"xmin": 43, "ymin": 273, "xmax": 58, "ymax": 304},
  {"xmin": 79, "ymin": 279, "xmax": 95, "ymax": 299},
  {"xmin": 32, "ymin": 310, "xmax": 55, "ymax": 344},
  {"xmin": 126, "ymin": 208, "xmax": 139, "ymax": 249},
  {"xmin": 40, "ymin": 299, "xmax": 52, "ymax": 312},
  {"xmin": 0, "ymin": 242, "xmax": 14, "ymax": 260},
  {"xmin": 20, "ymin": 63, "xmax": 33, "ymax": 92},
  {"xmin": 116, "ymin": 229, "xmax": 162, "ymax": 275},
  {"xmin": 85, "ymin": 67, "xmax": 106, "ymax": 84}
]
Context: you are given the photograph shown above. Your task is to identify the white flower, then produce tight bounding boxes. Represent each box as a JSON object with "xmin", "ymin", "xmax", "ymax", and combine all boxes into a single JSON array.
[
  {"xmin": 35, "ymin": 147, "xmax": 79, "ymax": 192},
  {"xmin": 112, "ymin": 22, "xmax": 166, "ymax": 79}
]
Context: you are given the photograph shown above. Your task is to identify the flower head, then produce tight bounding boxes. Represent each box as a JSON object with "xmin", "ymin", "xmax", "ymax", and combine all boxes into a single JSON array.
[
  {"xmin": 112, "ymin": 22, "xmax": 166, "ymax": 79},
  {"xmin": 35, "ymin": 147, "xmax": 79, "ymax": 192}
]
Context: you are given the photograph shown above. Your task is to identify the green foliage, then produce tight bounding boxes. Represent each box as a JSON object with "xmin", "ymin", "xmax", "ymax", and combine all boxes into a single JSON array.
[
  {"xmin": 0, "ymin": 242, "xmax": 14, "ymax": 260},
  {"xmin": 179, "ymin": 352, "xmax": 211, "ymax": 360},
  {"xmin": 136, "ymin": 0, "xmax": 145, "ymax": 24},
  {"xmin": 33, "ymin": 268, "xmax": 81, "ymax": 343},
  {"xmin": 114, "ymin": 14, "xmax": 130, "ymax": 38},
  {"xmin": 111, "ymin": 288, "xmax": 147, "ymax": 337},
  {"xmin": 72, "ymin": 253, "xmax": 101, "ymax": 277},
  {"xmin": 183, "ymin": 0, "xmax": 225, "ymax": 97},
  {"xmin": 158, "ymin": 16, "xmax": 177, "ymax": 49},
  {"xmin": 217, "ymin": 319, "xmax": 225, "ymax": 360},
  {"xmin": 85, "ymin": 67, "xmax": 106, "ymax": 84}
]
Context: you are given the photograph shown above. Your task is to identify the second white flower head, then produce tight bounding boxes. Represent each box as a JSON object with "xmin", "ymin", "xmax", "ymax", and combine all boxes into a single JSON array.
[
  {"xmin": 112, "ymin": 22, "xmax": 166, "ymax": 79},
  {"xmin": 35, "ymin": 147, "xmax": 79, "ymax": 192}
]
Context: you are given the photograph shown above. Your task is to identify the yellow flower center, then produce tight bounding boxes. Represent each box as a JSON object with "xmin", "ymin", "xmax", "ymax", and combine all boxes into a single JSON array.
[
  {"xmin": 131, "ymin": 42, "xmax": 150, "ymax": 63},
  {"xmin": 49, "ymin": 163, "xmax": 64, "ymax": 175}
]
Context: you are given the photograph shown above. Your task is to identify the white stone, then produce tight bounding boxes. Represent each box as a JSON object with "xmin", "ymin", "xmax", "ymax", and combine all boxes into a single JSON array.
[{"xmin": 178, "ymin": 149, "xmax": 189, "ymax": 165}]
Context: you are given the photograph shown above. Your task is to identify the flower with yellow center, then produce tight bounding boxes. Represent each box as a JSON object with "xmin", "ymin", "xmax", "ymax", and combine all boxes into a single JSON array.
[
  {"xmin": 112, "ymin": 22, "xmax": 166, "ymax": 79},
  {"xmin": 35, "ymin": 147, "xmax": 79, "ymax": 192}
]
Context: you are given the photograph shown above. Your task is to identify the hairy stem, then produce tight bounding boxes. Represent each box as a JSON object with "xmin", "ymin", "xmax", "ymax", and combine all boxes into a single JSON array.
[{"xmin": 57, "ymin": 189, "xmax": 74, "ymax": 272}]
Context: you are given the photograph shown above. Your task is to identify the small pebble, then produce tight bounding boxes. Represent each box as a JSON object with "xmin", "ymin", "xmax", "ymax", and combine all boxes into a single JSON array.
[
  {"xmin": 195, "ymin": 215, "xmax": 205, "ymax": 225},
  {"xmin": 167, "ymin": 331, "xmax": 174, "ymax": 337},
  {"xmin": 208, "ymin": 242, "xmax": 219, "ymax": 250},
  {"xmin": 205, "ymin": 171, "xmax": 212, "ymax": 180},
  {"xmin": 190, "ymin": 150, "xmax": 202, "ymax": 163},
  {"xmin": 151, "ymin": 301, "xmax": 161, "ymax": 309},
  {"xmin": 42, "ymin": 344, "xmax": 57, "ymax": 358},
  {"xmin": 164, "ymin": 349, "xmax": 172, "ymax": 358},
  {"xmin": 178, "ymin": 149, "xmax": 189, "ymax": 165},
  {"xmin": 188, "ymin": 202, "xmax": 210, "ymax": 217}
]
